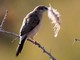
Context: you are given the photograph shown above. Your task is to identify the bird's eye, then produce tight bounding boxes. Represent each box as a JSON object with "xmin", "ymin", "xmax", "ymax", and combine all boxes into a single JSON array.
[
  {"xmin": 41, "ymin": 7, "xmax": 47, "ymax": 10},
  {"xmin": 40, "ymin": 7, "xmax": 44, "ymax": 10}
]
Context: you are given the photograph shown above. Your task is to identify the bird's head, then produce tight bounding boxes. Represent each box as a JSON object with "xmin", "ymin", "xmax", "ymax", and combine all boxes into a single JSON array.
[{"xmin": 35, "ymin": 5, "xmax": 48, "ymax": 13}]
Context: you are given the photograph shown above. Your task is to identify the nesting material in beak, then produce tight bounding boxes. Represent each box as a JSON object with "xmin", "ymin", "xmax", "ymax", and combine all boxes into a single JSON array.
[{"xmin": 48, "ymin": 4, "xmax": 61, "ymax": 37}]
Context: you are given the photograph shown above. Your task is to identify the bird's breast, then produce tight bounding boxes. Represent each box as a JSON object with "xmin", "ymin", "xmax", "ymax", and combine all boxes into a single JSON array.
[{"xmin": 27, "ymin": 20, "xmax": 42, "ymax": 38}]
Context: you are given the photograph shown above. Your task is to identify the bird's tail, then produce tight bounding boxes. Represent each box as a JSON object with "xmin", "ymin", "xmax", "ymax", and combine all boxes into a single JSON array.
[{"xmin": 16, "ymin": 35, "xmax": 27, "ymax": 56}]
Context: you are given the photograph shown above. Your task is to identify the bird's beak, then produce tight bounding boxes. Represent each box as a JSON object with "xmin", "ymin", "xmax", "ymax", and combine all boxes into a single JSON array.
[{"xmin": 48, "ymin": 3, "xmax": 52, "ymax": 10}]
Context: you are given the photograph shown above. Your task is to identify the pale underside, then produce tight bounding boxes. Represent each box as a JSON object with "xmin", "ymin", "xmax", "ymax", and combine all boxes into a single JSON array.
[{"xmin": 27, "ymin": 20, "xmax": 41, "ymax": 39}]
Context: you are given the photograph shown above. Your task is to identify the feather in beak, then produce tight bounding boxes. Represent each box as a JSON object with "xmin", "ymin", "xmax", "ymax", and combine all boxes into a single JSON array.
[{"xmin": 48, "ymin": 4, "xmax": 61, "ymax": 37}]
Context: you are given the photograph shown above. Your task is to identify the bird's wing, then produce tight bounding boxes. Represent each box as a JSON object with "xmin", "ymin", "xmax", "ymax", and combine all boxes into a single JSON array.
[{"xmin": 20, "ymin": 15, "xmax": 40, "ymax": 36}]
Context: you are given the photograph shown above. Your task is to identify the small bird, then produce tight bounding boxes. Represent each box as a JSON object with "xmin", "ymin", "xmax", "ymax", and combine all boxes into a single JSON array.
[{"xmin": 16, "ymin": 5, "xmax": 48, "ymax": 56}]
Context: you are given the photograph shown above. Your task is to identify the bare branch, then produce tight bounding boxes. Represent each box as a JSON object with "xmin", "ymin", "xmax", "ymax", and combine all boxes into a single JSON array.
[
  {"xmin": 72, "ymin": 38, "xmax": 80, "ymax": 46},
  {"xmin": 27, "ymin": 39, "xmax": 56, "ymax": 60},
  {"xmin": 0, "ymin": 10, "xmax": 56, "ymax": 60},
  {"xmin": 0, "ymin": 29, "xmax": 19, "ymax": 38},
  {"xmin": 75, "ymin": 38, "xmax": 80, "ymax": 41},
  {"xmin": 0, "ymin": 10, "xmax": 8, "ymax": 28}
]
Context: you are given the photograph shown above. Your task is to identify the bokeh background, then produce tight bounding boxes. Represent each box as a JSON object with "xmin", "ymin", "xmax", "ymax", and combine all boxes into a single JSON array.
[{"xmin": 0, "ymin": 0, "xmax": 80, "ymax": 60}]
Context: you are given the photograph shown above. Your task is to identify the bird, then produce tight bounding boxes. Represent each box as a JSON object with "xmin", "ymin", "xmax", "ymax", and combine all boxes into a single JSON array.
[{"xmin": 16, "ymin": 5, "xmax": 48, "ymax": 56}]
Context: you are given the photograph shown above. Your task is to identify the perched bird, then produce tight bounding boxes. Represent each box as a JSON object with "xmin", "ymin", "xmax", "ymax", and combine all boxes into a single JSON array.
[{"xmin": 16, "ymin": 5, "xmax": 48, "ymax": 56}]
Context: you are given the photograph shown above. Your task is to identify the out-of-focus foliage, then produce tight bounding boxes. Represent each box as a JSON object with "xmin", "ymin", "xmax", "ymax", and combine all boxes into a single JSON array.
[{"xmin": 0, "ymin": 0, "xmax": 80, "ymax": 60}]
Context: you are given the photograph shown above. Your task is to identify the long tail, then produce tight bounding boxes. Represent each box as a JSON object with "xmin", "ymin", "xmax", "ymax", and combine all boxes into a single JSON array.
[{"xmin": 16, "ymin": 35, "xmax": 27, "ymax": 56}]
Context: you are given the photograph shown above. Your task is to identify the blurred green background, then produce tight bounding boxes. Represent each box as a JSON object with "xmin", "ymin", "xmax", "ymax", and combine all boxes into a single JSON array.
[{"xmin": 0, "ymin": 0, "xmax": 80, "ymax": 60}]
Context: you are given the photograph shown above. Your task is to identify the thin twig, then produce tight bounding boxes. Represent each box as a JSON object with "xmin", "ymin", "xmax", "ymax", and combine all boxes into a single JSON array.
[
  {"xmin": 27, "ymin": 39, "xmax": 56, "ymax": 60},
  {"xmin": 0, "ymin": 29, "xmax": 19, "ymax": 37},
  {"xmin": 72, "ymin": 38, "xmax": 80, "ymax": 46},
  {"xmin": 75, "ymin": 38, "xmax": 80, "ymax": 41},
  {"xmin": 0, "ymin": 10, "xmax": 8, "ymax": 28},
  {"xmin": 0, "ymin": 10, "xmax": 56, "ymax": 60}
]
